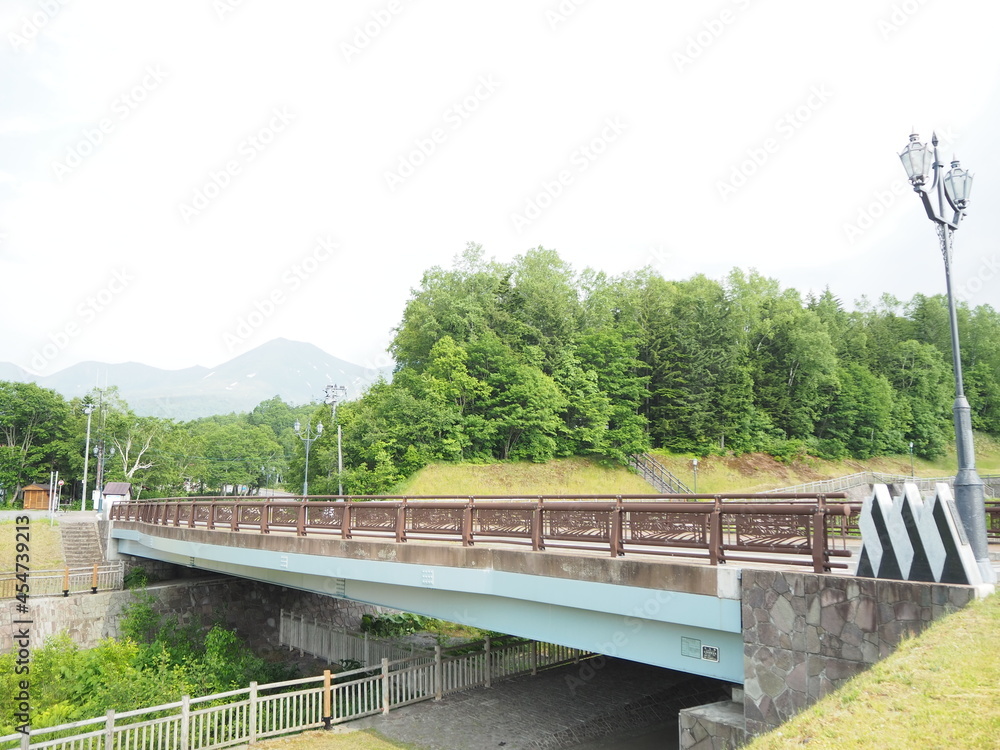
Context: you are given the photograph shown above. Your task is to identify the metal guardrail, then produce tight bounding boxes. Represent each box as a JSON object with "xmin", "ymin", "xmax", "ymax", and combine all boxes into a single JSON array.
[
  {"xmin": 774, "ymin": 471, "xmax": 1000, "ymax": 499},
  {"xmin": 0, "ymin": 562, "xmax": 123, "ymax": 599},
  {"xmin": 628, "ymin": 453, "xmax": 693, "ymax": 494},
  {"xmin": 111, "ymin": 494, "xmax": 857, "ymax": 573}
]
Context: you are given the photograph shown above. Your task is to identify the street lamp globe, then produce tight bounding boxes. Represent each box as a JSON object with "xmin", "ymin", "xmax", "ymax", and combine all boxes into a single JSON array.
[
  {"xmin": 943, "ymin": 160, "xmax": 973, "ymax": 210},
  {"xmin": 898, "ymin": 132, "xmax": 934, "ymax": 186}
]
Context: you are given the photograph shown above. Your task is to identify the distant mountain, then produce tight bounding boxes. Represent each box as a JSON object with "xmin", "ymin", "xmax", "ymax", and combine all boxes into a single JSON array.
[{"xmin": 0, "ymin": 338, "xmax": 393, "ymax": 420}]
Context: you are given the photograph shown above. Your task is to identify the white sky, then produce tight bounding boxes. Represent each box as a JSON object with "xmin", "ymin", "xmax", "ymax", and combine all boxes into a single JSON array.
[{"xmin": 2, "ymin": 0, "xmax": 999, "ymax": 377}]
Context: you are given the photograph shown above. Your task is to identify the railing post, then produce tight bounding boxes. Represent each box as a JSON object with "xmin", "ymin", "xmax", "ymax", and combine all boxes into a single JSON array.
[
  {"xmin": 342, "ymin": 502, "xmax": 352, "ymax": 539},
  {"xmin": 812, "ymin": 504, "xmax": 829, "ymax": 574},
  {"xmin": 462, "ymin": 500, "xmax": 474, "ymax": 547},
  {"xmin": 485, "ymin": 635, "xmax": 492, "ymax": 689},
  {"xmin": 396, "ymin": 500, "xmax": 407, "ymax": 542},
  {"xmin": 610, "ymin": 497, "xmax": 623, "ymax": 557},
  {"xmin": 104, "ymin": 709, "xmax": 115, "ymax": 750},
  {"xmin": 62, "ymin": 567, "xmax": 69, "ymax": 597},
  {"xmin": 207, "ymin": 502, "xmax": 216, "ymax": 531},
  {"xmin": 19, "ymin": 728, "xmax": 28, "ymax": 750},
  {"xmin": 381, "ymin": 658, "xmax": 390, "ymax": 714},
  {"xmin": 297, "ymin": 503, "xmax": 306, "ymax": 536},
  {"xmin": 91, "ymin": 563, "xmax": 98, "ymax": 594},
  {"xmin": 250, "ymin": 681, "xmax": 259, "ymax": 742},
  {"xmin": 532, "ymin": 500, "xmax": 544, "ymax": 551},
  {"xmin": 231, "ymin": 503, "xmax": 239, "ymax": 532},
  {"xmin": 709, "ymin": 497, "xmax": 722, "ymax": 566},
  {"xmin": 261, "ymin": 502, "xmax": 270, "ymax": 534},
  {"xmin": 434, "ymin": 645, "xmax": 443, "ymax": 701},
  {"xmin": 322, "ymin": 671, "xmax": 332, "ymax": 729},
  {"xmin": 531, "ymin": 640, "xmax": 538, "ymax": 675},
  {"xmin": 179, "ymin": 695, "xmax": 190, "ymax": 750}
]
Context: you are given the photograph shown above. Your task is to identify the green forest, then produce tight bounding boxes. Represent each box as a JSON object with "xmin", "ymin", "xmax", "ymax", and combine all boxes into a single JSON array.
[{"xmin": 2, "ymin": 244, "xmax": 998, "ymax": 502}]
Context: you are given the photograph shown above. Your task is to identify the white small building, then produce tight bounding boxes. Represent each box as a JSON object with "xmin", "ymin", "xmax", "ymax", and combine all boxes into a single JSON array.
[{"xmin": 101, "ymin": 482, "xmax": 132, "ymax": 518}]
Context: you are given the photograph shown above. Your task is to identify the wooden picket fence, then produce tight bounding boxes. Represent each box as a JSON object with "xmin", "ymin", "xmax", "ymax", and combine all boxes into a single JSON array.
[{"xmin": 1, "ymin": 618, "xmax": 589, "ymax": 749}]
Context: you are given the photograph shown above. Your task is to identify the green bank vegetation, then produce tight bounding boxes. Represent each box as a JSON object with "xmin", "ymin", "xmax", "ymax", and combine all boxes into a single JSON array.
[{"xmin": 0, "ymin": 595, "xmax": 295, "ymax": 735}]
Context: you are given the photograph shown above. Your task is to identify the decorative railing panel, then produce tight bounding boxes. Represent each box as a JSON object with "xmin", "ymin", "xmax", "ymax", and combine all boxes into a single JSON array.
[{"xmin": 109, "ymin": 493, "xmax": 862, "ymax": 573}]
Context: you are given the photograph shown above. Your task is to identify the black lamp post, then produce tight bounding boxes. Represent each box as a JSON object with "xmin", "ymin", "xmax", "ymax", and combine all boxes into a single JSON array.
[{"xmin": 899, "ymin": 131, "xmax": 994, "ymax": 584}]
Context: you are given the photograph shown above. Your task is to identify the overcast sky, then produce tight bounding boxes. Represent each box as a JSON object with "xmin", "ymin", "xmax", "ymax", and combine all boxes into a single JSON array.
[{"xmin": 2, "ymin": 1, "xmax": 999, "ymax": 379}]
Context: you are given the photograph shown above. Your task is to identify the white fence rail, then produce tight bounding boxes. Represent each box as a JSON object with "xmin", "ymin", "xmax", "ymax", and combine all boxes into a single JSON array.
[
  {"xmin": 0, "ymin": 562, "xmax": 124, "ymax": 599},
  {"xmin": 2, "ymin": 615, "xmax": 590, "ymax": 749},
  {"xmin": 278, "ymin": 610, "xmax": 428, "ymax": 666}
]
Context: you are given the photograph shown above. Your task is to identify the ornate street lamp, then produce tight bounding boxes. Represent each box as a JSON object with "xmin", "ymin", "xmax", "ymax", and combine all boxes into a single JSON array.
[
  {"xmin": 82, "ymin": 402, "xmax": 94, "ymax": 511},
  {"xmin": 899, "ymin": 131, "xmax": 994, "ymax": 584},
  {"xmin": 294, "ymin": 419, "xmax": 323, "ymax": 497},
  {"xmin": 325, "ymin": 384, "xmax": 348, "ymax": 496}
]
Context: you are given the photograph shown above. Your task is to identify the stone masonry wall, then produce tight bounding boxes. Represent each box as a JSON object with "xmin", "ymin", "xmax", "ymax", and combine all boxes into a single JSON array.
[
  {"xmin": 741, "ymin": 569, "xmax": 976, "ymax": 737},
  {"xmin": 2, "ymin": 575, "xmax": 383, "ymax": 654}
]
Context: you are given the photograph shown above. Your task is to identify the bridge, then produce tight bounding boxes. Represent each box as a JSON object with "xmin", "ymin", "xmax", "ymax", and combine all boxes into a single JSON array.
[
  {"xmin": 108, "ymin": 494, "xmax": 857, "ymax": 687},
  {"xmin": 106, "ymin": 492, "xmax": 995, "ymax": 742}
]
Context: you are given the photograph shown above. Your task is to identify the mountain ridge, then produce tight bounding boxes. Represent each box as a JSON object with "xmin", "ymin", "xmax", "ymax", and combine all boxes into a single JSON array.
[{"xmin": 0, "ymin": 338, "xmax": 392, "ymax": 420}]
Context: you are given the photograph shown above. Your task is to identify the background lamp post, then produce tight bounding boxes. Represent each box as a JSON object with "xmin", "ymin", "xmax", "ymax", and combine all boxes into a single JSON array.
[
  {"xmin": 909, "ymin": 441, "xmax": 915, "ymax": 479},
  {"xmin": 325, "ymin": 384, "xmax": 348, "ymax": 496},
  {"xmin": 899, "ymin": 131, "xmax": 994, "ymax": 584},
  {"xmin": 692, "ymin": 459, "xmax": 699, "ymax": 494},
  {"xmin": 82, "ymin": 402, "xmax": 94, "ymax": 511},
  {"xmin": 294, "ymin": 419, "xmax": 323, "ymax": 497}
]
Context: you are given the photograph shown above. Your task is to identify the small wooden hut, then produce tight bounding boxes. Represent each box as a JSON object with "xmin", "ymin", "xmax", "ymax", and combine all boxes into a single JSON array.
[{"xmin": 21, "ymin": 483, "xmax": 52, "ymax": 510}]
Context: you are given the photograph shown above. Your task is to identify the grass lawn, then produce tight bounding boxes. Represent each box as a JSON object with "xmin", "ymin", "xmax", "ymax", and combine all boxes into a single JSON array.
[
  {"xmin": 0, "ymin": 519, "xmax": 65, "ymax": 571},
  {"xmin": 746, "ymin": 592, "xmax": 1000, "ymax": 750}
]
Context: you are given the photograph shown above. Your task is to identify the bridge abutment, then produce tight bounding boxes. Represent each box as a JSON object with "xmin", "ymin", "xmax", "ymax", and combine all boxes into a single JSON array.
[{"xmin": 679, "ymin": 569, "xmax": 979, "ymax": 747}]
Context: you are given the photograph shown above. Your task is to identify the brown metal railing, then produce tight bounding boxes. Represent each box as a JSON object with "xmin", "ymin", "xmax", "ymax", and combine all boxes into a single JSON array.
[{"xmin": 111, "ymin": 494, "xmax": 857, "ymax": 573}]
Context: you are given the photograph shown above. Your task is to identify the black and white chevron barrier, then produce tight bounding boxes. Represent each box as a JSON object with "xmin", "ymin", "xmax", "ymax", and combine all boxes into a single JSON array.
[{"xmin": 857, "ymin": 483, "xmax": 985, "ymax": 586}]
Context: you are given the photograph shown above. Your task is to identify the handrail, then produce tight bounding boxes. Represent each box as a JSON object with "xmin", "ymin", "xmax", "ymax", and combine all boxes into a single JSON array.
[
  {"xmin": 0, "ymin": 562, "xmax": 124, "ymax": 599},
  {"xmin": 628, "ymin": 453, "xmax": 693, "ymax": 494},
  {"xmin": 110, "ymin": 494, "xmax": 856, "ymax": 573}
]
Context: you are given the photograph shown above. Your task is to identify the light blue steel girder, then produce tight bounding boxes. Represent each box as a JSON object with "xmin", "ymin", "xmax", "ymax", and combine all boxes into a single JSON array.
[{"xmin": 113, "ymin": 528, "xmax": 745, "ymax": 683}]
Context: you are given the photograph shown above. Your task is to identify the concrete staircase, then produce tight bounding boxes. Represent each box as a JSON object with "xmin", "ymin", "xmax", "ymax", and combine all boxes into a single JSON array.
[{"xmin": 60, "ymin": 521, "xmax": 105, "ymax": 568}]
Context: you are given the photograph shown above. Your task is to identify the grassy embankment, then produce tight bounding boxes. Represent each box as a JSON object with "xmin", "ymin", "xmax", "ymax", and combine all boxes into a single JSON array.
[
  {"xmin": 0, "ymin": 519, "xmax": 66, "ymax": 570},
  {"xmin": 399, "ymin": 432, "xmax": 1000, "ymax": 496}
]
